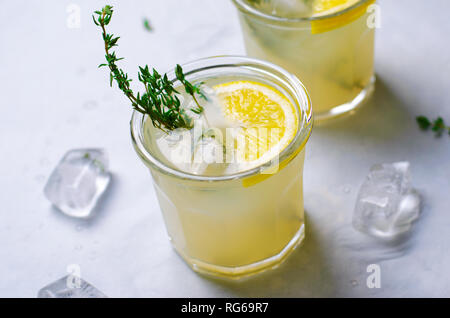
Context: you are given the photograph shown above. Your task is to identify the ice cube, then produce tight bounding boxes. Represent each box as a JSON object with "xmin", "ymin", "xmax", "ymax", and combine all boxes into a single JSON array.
[
  {"xmin": 203, "ymin": 100, "xmax": 234, "ymax": 133},
  {"xmin": 191, "ymin": 136, "xmax": 226, "ymax": 175},
  {"xmin": 37, "ymin": 275, "xmax": 107, "ymax": 298},
  {"xmin": 249, "ymin": 0, "xmax": 313, "ymax": 18},
  {"xmin": 274, "ymin": 0, "xmax": 312, "ymax": 15},
  {"xmin": 44, "ymin": 149, "xmax": 111, "ymax": 218},
  {"xmin": 353, "ymin": 162, "xmax": 421, "ymax": 239},
  {"xmin": 156, "ymin": 128, "xmax": 193, "ymax": 172},
  {"xmin": 180, "ymin": 97, "xmax": 203, "ymax": 125},
  {"xmin": 156, "ymin": 84, "xmax": 238, "ymax": 175},
  {"xmin": 182, "ymin": 84, "xmax": 236, "ymax": 133}
]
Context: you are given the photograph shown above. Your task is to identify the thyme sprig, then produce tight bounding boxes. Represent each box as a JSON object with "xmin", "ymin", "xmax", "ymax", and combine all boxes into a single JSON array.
[
  {"xmin": 93, "ymin": 5, "xmax": 203, "ymax": 131},
  {"xmin": 175, "ymin": 65, "xmax": 204, "ymax": 114},
  {"xmin": 416, "ymin": 116, "xmax": 450, "ymax": 137}
]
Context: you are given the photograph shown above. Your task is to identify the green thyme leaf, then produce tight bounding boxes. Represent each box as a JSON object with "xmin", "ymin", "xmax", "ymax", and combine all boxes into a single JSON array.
[
  {"xmin": 417, "ymin": 115, "xmax": 450, "ymax": 137},
  {"xmin": 93, "ymin": 5, "xmax": 204, "ymax": 131},
  {"xmin": 416, "ymin": 116, "xmax": 431, "ymax": 130}
]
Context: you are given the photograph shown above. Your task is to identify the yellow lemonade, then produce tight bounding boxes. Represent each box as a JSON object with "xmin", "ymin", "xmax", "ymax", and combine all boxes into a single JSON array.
[
  {"xmin": 131, "ymin": 57, "xmax": 313, "ymax": 278},
  {"xmin": 233, "ymin": 0, "xmax": 376, "ymax": 122}
]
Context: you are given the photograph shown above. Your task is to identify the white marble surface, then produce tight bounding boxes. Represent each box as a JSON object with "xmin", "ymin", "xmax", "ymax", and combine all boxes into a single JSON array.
[{"xmin": 1, "ymin": 0, "xmax": 449, "ymax": 297}]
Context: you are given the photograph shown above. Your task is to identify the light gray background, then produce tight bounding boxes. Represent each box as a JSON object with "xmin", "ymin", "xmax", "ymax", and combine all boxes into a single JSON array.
[{"xmin": 1, "ymin": 0, "xmax": 449, "ymax": 297}]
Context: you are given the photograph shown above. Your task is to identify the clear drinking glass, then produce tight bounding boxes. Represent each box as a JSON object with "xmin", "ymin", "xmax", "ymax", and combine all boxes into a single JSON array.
[
  {"xmin": 131, "ymin": 56, "xmax": 313, "ymax": 279},
  {"xmin": 232, "ymin": 0, "xmax": 376, "ymax": 123}
]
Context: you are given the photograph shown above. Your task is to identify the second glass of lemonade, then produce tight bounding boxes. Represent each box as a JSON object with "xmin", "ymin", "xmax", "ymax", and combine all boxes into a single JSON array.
[
  {"xmin": 131, "ymin": 56, "xmax": 313, "ymax": 279},
  {"xmin": 232, "ymin": 0, "xmax": 376, "ymax": 123}
]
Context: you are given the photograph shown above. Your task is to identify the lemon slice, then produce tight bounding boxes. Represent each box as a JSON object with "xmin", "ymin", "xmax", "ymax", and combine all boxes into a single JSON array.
[
  {"xmin": 310, "ymin": 0, "xmax": 373, "ymax": 34},
  {"xmin": 213, "ymin": 81, "xmax": 298, "ymax": 169},
  {"xmin": 312, "ymin": 0, "xmax": 359, "ymax": 17}
]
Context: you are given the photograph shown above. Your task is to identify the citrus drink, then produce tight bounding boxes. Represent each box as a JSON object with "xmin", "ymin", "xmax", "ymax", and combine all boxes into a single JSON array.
[
  {"xmin": 233, "ymin": 0, "xmax": 376, "ymax": 122},
  {"xmin": 131, "ymin": 56, "xmax": 313, "ymax": 278}
]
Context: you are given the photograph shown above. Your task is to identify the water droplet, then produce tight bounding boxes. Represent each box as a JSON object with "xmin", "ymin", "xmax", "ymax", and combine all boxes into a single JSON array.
[
  {"xmin": 83, "ymin": 100, "xmax": 98, "ymax": 110},
  {"xmin": 88, "ymin": 252, "xmax": 97, "ymax": 261},
  {"xmin": 44, "ymin": 138, "xmax": 53, "ymax": 146},
  {"xmin": 34, "ymin": 175, "xmax": 46, "ymax": 183},
  {"xmin": 77, "ymin": 67, "xmax": 86, "ymax": 76},
  {"xmin": 343, "ymin": 186, "xmax": 351, "ymax": 194},
  {"xmin": 66, "ymin": 117, "xmax": 80, "ymax": 125},
  {"xmin": 351, "ymin": 279, "xmax": 358, "ymax": 287},
  {"xmin": 39, "ymin": 158, "xmax": 50, "ymax": 166},
  {"xmin": 75, "ymin": 225, "xmax": 84, "ymax": 232}
]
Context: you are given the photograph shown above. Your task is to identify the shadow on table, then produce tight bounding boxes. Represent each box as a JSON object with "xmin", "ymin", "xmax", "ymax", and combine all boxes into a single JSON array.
[
  {"xmin": 199, "ymin": 77, "xmax": 418, "ymax": 296},
  {"xmin": 313, "ymin": 76, "xmax": 415, "ymax": 143},
  {"xmin": 200, "ymin": 215, "xmax": 337, "ymax": 297},
  {"xmin": 309, "ymin": 75, "xmax": 422, "ymax": 263}
]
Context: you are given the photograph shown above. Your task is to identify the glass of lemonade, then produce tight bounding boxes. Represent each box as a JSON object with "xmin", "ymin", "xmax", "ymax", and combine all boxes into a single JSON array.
[
  {"xmin": 131, "ymin": 56, "xmax": 313, "ymax": 279},
  {"xmin": 232, "ymin": 0, "xmax": 376, "ymax": 123}
]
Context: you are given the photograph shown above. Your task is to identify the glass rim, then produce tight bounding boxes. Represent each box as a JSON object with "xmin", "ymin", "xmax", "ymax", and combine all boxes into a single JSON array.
[
  {"xmin": 130, "ymin": 55, "xmax": 313, "ymax": 182},
  {"xmin": 232, "ymin": 0, "xmax": 370, "ymax": 24}
]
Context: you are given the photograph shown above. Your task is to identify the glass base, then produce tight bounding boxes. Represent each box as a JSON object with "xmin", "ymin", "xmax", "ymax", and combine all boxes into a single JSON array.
[
  {"xmin": 172, "ymin": 224, "xmax": 305, "ymax": 280},
  {"xmin": 314, "ymin": 76, "xmax": 376, "ymax": 125}
]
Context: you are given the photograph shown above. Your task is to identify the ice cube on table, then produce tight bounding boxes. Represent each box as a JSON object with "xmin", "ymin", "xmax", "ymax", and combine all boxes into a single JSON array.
[
  {"xmin": 44, "ymin": 149, "xmax": 111, "ymax": 218},
  {"xmin": 37, "ymin": 275, "xmax": 107, "ymax": 298},
  {"xmin": 353, "ymin": 162, "xmax": 421, "ymax": 239}
]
